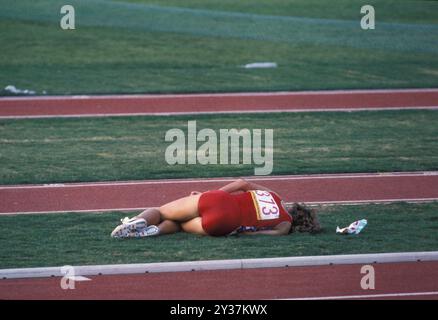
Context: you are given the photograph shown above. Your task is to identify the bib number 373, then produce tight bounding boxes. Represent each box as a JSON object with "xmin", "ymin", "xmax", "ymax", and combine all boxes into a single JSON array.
[{"xmin": 251, "ymin": 190, "xmax": 280, "ymax": 220}]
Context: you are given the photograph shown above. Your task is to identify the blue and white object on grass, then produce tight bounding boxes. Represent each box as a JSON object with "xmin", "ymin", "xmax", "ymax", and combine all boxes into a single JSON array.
[{"xmin": 336, "ymin": 219, "xmax": 367, "ymax": 235}]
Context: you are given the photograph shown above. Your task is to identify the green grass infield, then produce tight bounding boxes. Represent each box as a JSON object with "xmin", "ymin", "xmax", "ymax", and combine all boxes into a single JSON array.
[
  {"xmin": 0, "ymin": 202, "xmax": 437, "ymax": 269},
  {"xmin": 1, "ymin": 0, "xmax": 438, "ymax": 95},
  {"xmin": 1, "ymin": 110, "xmax": 437, "ymax": 185}
]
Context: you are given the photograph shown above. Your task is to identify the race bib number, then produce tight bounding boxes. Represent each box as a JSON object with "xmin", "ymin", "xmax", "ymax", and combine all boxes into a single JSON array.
[{"xmin": 250, "ymin": 190, "xmax": 280, "ymax": 220}]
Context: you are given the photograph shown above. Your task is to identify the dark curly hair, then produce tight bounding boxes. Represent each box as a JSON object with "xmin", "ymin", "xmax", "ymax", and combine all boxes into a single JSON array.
[{"xmin": 286, "ymin": 203, "xmax": 321, "ymax": 234}]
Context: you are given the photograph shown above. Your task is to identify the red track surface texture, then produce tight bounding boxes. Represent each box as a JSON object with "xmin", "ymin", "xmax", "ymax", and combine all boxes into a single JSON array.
[
  {"xmin": 1, "ymin": 262, "xmax": 437, "ymax": 300},
  {"xmin": 1, "ymin": 89, "xmax": 438, "ymax": 118},
  {"xmin": 1, "ymin": 172, "xmax": 438, "ymax": 214}
]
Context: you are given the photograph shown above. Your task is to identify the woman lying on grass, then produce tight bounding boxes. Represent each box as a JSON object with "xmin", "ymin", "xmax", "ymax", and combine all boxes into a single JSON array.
[{"xmin": 111, "ymin": 178, "xmax": 321, "ymax": 238}]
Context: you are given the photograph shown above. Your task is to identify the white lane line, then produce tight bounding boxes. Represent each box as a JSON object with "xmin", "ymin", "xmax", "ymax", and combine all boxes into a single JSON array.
[
  {"xmin": 305, "ymin": 198, "xmax": 438, "ymax": 205},
  {"xmin": 0, "ymin": 208, "xmax": 145, "ymax": 215},
  {"xmin": 0, "ymin": 106, "xmax": 437, "ymax": 119},
  {"xmin": 285, "ymin": 291, "xmax": 438, "ymax": 300},
  {"xmin": 1, "ymin": 198, "xmax": 438, "ymax": 215},
  {"xmin": 0, "ymin": 171, "xmax": 436, "ymax": 190},
  {"xmin": 1, "ymin": 88, "xmax": 438, "ymax": 101}
]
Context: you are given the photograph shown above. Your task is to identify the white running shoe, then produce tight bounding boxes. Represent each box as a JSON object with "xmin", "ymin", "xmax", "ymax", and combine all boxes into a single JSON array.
[
  {"xmin": 128, "ymin": 225, "xmax": 160, "ymax": 238},
  {"xmin": 111, "ymin": 217, "xmax": 147, "ymax": 238},
  {"xmin": 120, "ymin": 216, "xmax": 147, "ymax": 227}
]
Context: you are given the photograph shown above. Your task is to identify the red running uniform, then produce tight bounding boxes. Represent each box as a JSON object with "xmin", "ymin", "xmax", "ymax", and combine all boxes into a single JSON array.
[{"xmin": 198, "ymin": 190, "xmax": 292, "ymax": 236}]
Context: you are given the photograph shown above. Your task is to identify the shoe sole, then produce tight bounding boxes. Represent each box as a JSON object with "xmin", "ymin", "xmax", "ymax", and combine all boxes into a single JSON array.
[
  {"xmin": 111, "ymin": 219, "xmax": 146, "ymax": 238},
  {"xmin": 130, "ymin": 226, "xmax": 160, "ymax": 238}
]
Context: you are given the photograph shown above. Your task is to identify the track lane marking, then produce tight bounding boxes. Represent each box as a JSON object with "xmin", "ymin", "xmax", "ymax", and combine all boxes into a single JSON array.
[{"xmin": 284, "ymin": 291, "xmax": 438, "ymax": 300}]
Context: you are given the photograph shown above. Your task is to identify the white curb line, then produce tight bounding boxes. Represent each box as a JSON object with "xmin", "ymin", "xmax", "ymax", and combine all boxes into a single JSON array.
[{"xmin": 1, "ymin": 251, "xmax": 438, "ymax": 280}]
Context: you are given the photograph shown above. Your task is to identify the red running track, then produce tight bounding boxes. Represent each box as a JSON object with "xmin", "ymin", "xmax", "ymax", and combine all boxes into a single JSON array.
[
  {"xmin": 1, "ymin": 91, "xmax": 437, "ymax": 301},
  {"xmin": 1, "ymin": 262, "xmax": 437, "ymax": 300},
  {"xmin": 1, "ymin": 172, "xmax": 437, "ymax": 214},
  {"xmin": 1, "ymin": 89, "xmax": 438, "ymax": 118}
]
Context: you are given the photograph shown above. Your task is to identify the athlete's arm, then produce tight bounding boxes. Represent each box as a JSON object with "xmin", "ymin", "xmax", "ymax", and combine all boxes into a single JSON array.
[
  {"xmin": 241, "ymin": 221, "xmax": 291, "ymax": 236},
  {"xmin": 219, "ymin": 178, "xmax": 276, "ymax": 194}
]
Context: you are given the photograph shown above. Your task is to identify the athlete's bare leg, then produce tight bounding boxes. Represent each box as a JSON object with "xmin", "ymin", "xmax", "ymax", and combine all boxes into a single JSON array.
[
  {"xmin": 134, "ymin": 207, "xmax": 161, "ymax": 225},
  {"xmin": 159, "ymin": 194, "xmax": 202, "ymax": 222},
  {"xmin": 134, "ymin": 195, "xmax": 201, "ymax": 225},
  {"xmin": 157, "ymin": 220, "xmax": 181, "ymax": 235},
  {"xmin": 181, "ymin": 217, "xmax": 207, "ymax": 236}
]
